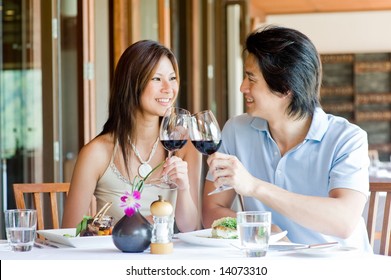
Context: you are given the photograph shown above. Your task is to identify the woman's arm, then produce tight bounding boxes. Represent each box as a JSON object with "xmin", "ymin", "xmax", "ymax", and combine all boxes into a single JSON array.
[
  {"xmin": 166, "ymin": 141, "xmax": 202, "ymax": 232},
  {"xmin": 62, "ymin": 138, "xmax": 111, "ymax": 228},
  {"xmin": 202, "ymin": 179, "xmax": 237, "ymax": 228}
]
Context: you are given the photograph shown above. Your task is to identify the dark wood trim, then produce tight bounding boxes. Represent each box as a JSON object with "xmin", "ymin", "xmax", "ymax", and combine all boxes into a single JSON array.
[
  {"xmin": 214, "ymin": 0, "xmax": 249, "ymax": 126},
  {"xmin": 41, "ymin": 1, "xmax": 55, "ymax": 182},
  {"xmin": 214, "ymin": 0, "xmax": 227, "ymax": 125},
  {"xmin": 158, "ymin": 0, "xmax": 171, "ymax": 48},
  {"xmin": 170, "ymin": 0, "xmax": 190, "ymax": 109},
  {"xmin": 108, "ymin": 0, "xmax": 114, "ymax": 80},
  {"xmin": 77, "ymin": 1, "xmax": 84, "ymax": 149},
  {"xmin": 111, "ymin": 0, "xmax": 131, "ymax": 69}
]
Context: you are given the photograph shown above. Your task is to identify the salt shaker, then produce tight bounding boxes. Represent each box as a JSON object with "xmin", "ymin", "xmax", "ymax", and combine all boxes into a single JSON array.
[{"xmin": 150, "ymin": 195, "xmax": 174, "ymax": 254}]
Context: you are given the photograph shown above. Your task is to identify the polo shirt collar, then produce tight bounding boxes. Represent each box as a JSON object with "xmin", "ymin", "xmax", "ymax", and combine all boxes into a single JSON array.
[
  {"xmin": 306, "ymin": 107, "xmax": 329, "ymax": 141},
  {"xmin": 249, "ymin": 107, "xmax": 329, "ymax": 142}
]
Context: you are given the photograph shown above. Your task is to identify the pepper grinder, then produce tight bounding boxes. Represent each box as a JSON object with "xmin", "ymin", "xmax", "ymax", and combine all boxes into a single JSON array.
[{"xmin": 150, "ymin": 195, "xmax": 174, "ymax": 254}]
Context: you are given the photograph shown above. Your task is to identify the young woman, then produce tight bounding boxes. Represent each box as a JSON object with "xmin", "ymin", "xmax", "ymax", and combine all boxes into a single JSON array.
[{"xmin": 62, "ymin": 40, "xmax": 201, "ymax": 232}]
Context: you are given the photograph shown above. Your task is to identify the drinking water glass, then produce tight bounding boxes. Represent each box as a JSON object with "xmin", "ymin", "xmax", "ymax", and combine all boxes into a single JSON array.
[
  {"xmin": 237, "ymin": 211, "xmax": 271, "ymax": 257},
  {"xmin": 4, "ymin": 209, "xmax": 37, "ymax": 252}
]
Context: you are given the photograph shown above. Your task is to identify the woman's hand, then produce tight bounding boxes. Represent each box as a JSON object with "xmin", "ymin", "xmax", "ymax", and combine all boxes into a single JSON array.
[{"xmin": 162, "ymin": 155, "xmax": 190, "ymax": 191}]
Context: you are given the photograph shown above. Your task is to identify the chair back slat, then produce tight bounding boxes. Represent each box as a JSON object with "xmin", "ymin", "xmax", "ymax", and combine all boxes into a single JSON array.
[
  {"xmin": 368, "ymin": 182, "xmax": 391, "ymax": 256},
  {"xmin": 33, "ymin": 192, "xmax": 45, "ymax": 231},
  {"xmin": 50, "ymin": 192, "xmax": 60, "ymax": 229},
  {"xmin": 13, "ymin": 183, "xmax": 70, "ymax": 231},
  {"xmin": 14, "ymin": 187, "xmax": 27, "ymax": 209},
  {"xmin": 367, "ymin": 192, "xmax": 379, "ymax": 245},
  {"xmin": 380, "ymin": 193, "xmax": 391, "ymax": 255}
]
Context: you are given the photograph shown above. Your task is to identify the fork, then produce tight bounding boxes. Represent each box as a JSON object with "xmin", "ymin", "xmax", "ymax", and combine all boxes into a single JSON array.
[{"xmin": 35, "ymin": 238, "xmax": 60, "ymax": 248}]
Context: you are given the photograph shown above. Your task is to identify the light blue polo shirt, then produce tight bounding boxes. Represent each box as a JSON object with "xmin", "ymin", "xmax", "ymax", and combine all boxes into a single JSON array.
[{"xmin": 206, "ymin": 107, "xmax": 372, "ymax": 252}]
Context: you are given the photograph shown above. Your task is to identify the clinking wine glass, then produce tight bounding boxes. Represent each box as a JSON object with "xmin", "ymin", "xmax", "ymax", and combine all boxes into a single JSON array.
[
  {"xmin": 189, "ymin": 110, "xmax": 222, "ymax": 155},
  {"xmin": 189, "ymin": 110, "xmax": 232, "ymax": 195},
  {"xmin": 156, "ymin": 107, "xmax": 191, "ymax": 186}
]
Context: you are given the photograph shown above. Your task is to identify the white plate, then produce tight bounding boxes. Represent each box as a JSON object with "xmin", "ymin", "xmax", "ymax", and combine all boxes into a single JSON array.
[
  {"xmin": 177, "ymin": 229, "xmax": 287, "ymax": 247},
  {"xmin": 37, "ymin": 228, "xmax": 113, "ymax": 248}
]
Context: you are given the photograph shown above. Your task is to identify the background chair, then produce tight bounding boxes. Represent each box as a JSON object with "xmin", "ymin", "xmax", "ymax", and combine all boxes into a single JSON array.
[
  {"xmin": 13, "ymin": 182, "xmax": 97, "ymax": 231},
  {"xmin": 367, "ymin": 182, "xmax": 391, "ymax": 255},
  {"xmin": 13, "ymin": 183, "xmax": 71, "ymax": 231}
]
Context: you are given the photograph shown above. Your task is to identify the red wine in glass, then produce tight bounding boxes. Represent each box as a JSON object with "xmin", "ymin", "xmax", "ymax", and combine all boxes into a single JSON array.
[
  {"xmin": 161, "ymin": 140, "xmax": 188, "ymax": 152},
  {"xmin": 191, "ymin": 140, "xmax": 222, "ymax": 155},
  {"xmin": 189, "ymin": 110, "xmax": 222, "ymax": 155}
]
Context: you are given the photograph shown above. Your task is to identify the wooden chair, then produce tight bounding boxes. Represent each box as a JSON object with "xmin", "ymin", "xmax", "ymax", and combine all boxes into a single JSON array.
[
  {"xmin": 367, "ymin": 182, "xmax": 391, "ymax": 255},
  {"xmin": 13, "ymin": 183, "xmax": 70, "ymax": 231}
]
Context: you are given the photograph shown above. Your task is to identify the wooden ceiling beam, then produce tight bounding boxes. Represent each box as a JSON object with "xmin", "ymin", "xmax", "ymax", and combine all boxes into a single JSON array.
[{"xmin": 250, "ymin": 0, "xmax": 391, "ymax": 15}]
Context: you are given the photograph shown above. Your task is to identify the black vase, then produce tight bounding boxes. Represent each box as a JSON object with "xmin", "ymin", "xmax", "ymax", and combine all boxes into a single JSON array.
[{"xmin": 112, "ymin": 211, "xmax": 152, "ymax": 253}]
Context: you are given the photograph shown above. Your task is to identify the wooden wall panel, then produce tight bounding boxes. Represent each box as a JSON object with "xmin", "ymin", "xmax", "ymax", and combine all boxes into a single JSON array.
[{"xmin": 321, "ymin": 53, "xmax": 391, "ymax": 158}]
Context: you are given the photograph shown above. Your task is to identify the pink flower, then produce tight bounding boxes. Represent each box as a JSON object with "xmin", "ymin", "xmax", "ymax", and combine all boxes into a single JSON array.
[
  {"xmin": 119, "ymin": 161, "xmax": 164, "ymax": 217},
  {"xmin": 120, "ymin": 190, "xmax": 141, "ymax": 217}
]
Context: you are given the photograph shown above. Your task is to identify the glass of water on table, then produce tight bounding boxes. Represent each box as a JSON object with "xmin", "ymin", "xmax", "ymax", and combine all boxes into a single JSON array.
[
  {"xmin": 237, "ymin": 211, "xmax": 271, "ymax": 257},
  {"xmin": 4, "ymin": 209, "xmax": 37, "ymax": 252}
]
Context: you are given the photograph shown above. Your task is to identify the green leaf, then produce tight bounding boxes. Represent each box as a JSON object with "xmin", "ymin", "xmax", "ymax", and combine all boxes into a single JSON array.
[
  {"xmin": 75, "ymin": 216, "xmax": 92, "ymax": 237},
  {"xmin": 144, "ymin": 160, "xmax": 165, "ymax": 181},
  {"xmin": 131, "ymin": 160, "xmax": 165, "ymax": 193},
  {"xmin": 219, "ymin": 217, "xmax": 237, "ymax": 229},
  {"xmin": 76, "ymin": 223, "xmax": 82, "ymax": 237}
]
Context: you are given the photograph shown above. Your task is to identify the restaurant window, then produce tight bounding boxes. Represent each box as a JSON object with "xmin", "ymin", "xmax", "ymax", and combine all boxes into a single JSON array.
[
  {"xmin": 0, "ymin": 0, "xmax": 93, "ymax": 236},
  {"xmin": 0, "ymin": 0, "xmax": 44, "ymax": 238}
]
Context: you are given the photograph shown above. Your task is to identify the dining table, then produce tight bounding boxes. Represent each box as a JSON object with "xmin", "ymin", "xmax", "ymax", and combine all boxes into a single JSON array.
[{"xmin": 1, "ymin": 233, "xmax": 391, "ymax": 280}]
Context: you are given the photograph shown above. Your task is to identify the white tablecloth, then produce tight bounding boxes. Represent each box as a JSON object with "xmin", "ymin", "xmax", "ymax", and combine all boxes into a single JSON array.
[
  {"xmin": 1, "ymin": 238, "xmax": 391, "ymax": 280},
  {"xmin": 0, "ymin": 236, "xmax": 381, "ymax": 260}
]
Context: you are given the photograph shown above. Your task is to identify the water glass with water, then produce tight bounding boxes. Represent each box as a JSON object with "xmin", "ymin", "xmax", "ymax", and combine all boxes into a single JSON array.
[
  {"xmin": 237, "ymin": 211, "xmax": 271, "ymax": 257},
  {"xmin": 4, "ymin": 209, "xmax": 37, "ymax": 252}
]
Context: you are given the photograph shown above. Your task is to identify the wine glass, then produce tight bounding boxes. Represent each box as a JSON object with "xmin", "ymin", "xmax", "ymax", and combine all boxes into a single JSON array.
[
  {"xmin": 149, "ymin": 107, "xmax": 190, "ymax": 187},
  {"xmin": 189, "ymin": 110, "xmax": 222, "ymax": 155},
  {"xmin": 189, "ymin": 110, "xmax": 232, "ymax": 195},
  {"xmin": 160, "ymin": 107, "xmax": 191, "ymax": 159}
]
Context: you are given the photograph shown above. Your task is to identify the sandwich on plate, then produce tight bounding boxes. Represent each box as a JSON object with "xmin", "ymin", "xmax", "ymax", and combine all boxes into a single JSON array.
[{"xmin": 211, "ymin": 217, "xmax": 238, "ymax": 239}]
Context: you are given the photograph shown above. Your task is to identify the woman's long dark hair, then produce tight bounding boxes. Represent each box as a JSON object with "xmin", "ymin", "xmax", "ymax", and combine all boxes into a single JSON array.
[{"xmin": 100, "ymin": 40, "xmax": 179, "ymax": 174}]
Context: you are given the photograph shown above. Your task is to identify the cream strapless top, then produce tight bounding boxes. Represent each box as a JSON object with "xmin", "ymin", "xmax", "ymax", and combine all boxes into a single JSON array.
[{"xmin": 94, "ymin": 142, "xmax": 177, "ymax": 225}]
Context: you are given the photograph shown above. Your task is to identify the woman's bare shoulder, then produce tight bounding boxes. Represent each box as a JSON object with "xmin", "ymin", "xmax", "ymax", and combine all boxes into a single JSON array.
[{"xmin": 78, "ymin": 134, "xmax": 115, "ymax": 163}]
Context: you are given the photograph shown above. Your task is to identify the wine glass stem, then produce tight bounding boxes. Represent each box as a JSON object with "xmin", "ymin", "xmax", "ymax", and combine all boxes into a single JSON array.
[{"xmin": 162, "ymin": 151, "xmax": 174, "ymax": 183}]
